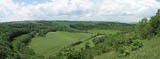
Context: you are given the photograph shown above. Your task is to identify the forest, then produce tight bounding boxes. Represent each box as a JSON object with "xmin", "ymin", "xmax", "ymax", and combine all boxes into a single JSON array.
[{"xmin": 0, "ymin": 9, "xmax": 160, "ymax": 59}]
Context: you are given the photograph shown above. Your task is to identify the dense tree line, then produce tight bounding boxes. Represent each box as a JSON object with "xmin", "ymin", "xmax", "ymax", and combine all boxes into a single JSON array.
[
  {"xmin": 70, "ymin": 22, "xmax": 135, "ymax": 32},
  {"xmin": 136, "ymin": 9, "xmax": 160, "ymax": 39}
]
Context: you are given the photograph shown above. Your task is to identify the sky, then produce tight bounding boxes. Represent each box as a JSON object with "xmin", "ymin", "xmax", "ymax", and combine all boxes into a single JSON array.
[{"xmin": 0, "ymin": 0, "xmax": 160, "ymax": 22}]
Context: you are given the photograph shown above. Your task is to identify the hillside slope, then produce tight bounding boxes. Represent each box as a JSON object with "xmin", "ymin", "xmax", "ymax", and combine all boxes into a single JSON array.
[
  {"xmin": 123, "ymin": 37, "xmax": 160, "ymax": 59},
  {"xmin": 94, "ymin": 37, "xmax": 160, "ymax": 59}
]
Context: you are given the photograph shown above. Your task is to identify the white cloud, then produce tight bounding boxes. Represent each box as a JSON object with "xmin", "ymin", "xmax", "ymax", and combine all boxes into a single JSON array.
[{"xmin": 0, "ymin": 0, "xmax": 160, "ymax": 22}]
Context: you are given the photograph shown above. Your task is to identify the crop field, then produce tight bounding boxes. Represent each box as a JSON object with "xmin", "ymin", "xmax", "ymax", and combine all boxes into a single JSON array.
[{"xmin": 29, "ymin": 31, "xmax": 92, "ymax": 56}]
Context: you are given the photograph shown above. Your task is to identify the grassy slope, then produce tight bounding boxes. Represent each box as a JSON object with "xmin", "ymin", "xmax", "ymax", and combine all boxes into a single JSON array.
[
  {"xmin": 94, "ymin": 37, "xmax": 160, "ymax": 59},
  {"xmin": 123, "ymin": 37, "xmax": 160, "ymax": 59},
  {"xmin": 29, "ymin": 31, "xmax": 92, "ymax": 56}
]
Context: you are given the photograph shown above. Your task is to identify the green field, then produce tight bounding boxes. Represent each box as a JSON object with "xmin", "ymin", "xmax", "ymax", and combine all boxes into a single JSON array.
[
  {"xmin": 88, "ymin": 29, "xmax": 120, "ymax": 35},
  {"xmin": 29, "ymin": 31, "xmax": 92, "ymax": 56}
]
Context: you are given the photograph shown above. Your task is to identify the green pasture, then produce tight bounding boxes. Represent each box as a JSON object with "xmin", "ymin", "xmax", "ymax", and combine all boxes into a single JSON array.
[{"xmin": 29, "ymin": 31, "xmax": 92, "ymax": 56}]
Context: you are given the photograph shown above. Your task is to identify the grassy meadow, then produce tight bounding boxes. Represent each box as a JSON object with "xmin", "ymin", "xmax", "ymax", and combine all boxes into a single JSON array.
[{"xmin": 29, "ymin": 31, "xmax": 92, "ymax": 56}]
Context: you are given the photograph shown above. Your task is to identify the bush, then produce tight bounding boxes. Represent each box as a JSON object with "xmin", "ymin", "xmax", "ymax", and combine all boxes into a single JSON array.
[
  {"xmin": 130, "ymin": 39, "xmax": 143, "ymax": 51},
  {"xmin": 119, "ymin": 46, "xmax": 131, "ymax": 56}
]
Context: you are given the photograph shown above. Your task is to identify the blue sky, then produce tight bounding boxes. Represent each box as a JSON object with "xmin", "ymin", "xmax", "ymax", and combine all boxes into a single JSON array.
[{"xmin": 0, "ymin": 0, "xmax": 160, "ymax": 22}]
